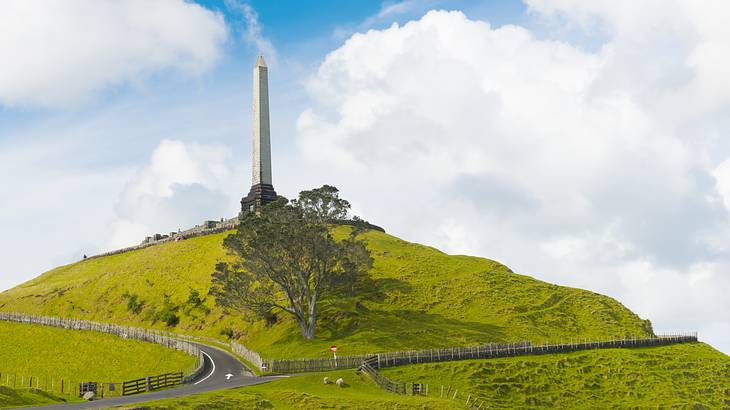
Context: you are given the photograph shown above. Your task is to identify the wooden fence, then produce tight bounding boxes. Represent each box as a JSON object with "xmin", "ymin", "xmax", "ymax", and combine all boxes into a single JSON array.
[
  {"xmin": 231, "ymin": 340, "xmax": 264, "ymax": 369},
  {"xmin": 358, "ymin": 357, "xmax": 406, "ymax": 395},
  {"xmin": 0, "ymin": 312, "xmax": 205, "ymax": 397},
  {"xmin": 121, "ymin": 372, "xmax": 183, "ymax": 396},
  {"xmin": 262, "ymin": 333, "xmax": 698, "ymax": 373},
  {"xmin": 0, "ymin": 311, "xmax": 700, "ymax": 403},
  {"xmin": 0, "ymin": 312, "xmax": 202, "ymax": 359},
  {"xmin": 0, "ymin": 371, "xmax": 135, "ymax": 399},
  {"xmin": 439, "ymin": 384, "xmax": 487, "ymax": 409},
  {"xmin": 358, "ymin": 356, "xmax": 485, "ymax": 409}
]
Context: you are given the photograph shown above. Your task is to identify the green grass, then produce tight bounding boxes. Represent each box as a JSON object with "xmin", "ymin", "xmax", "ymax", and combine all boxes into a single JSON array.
[
  {"xmin": 380, "ymin": 343, "xmax": 730, "ymax": 409},
  {"xmin": 114, "ymin": 370, "xmax": 460, "ymax": 410},
  {"xmin": 0, "ymin": 386, "xmax": 75, "ymax": 409},
  {"xmin": 0, "ymin": 321, "xmax": 196, "ymax": 382},
  {"xmin": 115, "ymin": 343, "xmax": 730, "ymax": 409},
  {"xmin": 0, "ymin": 227, "xmax": 652, "ymax": 359},
  {"xmin": 1, "ymin": 227, "xmax": 726, "ymax": 407}
]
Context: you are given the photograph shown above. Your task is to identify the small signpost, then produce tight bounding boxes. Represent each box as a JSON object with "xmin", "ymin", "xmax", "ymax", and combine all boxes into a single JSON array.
[{"xmin": 330, "ymin": 345, "xmax": 338, "ymax": 367}]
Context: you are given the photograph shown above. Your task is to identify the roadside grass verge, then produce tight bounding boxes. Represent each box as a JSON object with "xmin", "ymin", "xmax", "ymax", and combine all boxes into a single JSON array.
[{"xmin": 115, "ymin": 370, "xmax": 460, "ymax": 410}]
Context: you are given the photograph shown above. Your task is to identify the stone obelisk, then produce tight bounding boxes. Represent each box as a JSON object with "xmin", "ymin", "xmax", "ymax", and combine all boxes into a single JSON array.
[{"xmin": 241, "ymin": 55, "xmax": 277, "ymax": 214}]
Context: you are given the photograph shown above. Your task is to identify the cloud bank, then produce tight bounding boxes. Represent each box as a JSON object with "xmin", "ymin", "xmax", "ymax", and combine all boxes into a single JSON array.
[
  {"xmin": 109, "ymin": 140, "xmax": 237, "ymax": 249},
  {"xmin": 0, "ymin": 0, "xmax": 227, "ymax": 107},
  {"xmin": 297, "ymin": 6, "xmax": 730, "ymax": 352}
]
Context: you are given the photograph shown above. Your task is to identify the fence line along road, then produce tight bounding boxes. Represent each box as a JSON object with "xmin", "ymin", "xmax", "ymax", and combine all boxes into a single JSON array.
[
  {"xmin": 121, "ymin": 372, "xmax": 184, "ymax": 396},
  {"xmin": 0, "ymin": 312, "xmax": 205, "ymax": 397},
  {"xmin": 231, "ymin": 340, "xmax": 264, "ymax": 369},
  {"xmin": 262, "ymin": 333, "xmax": 698, "ymax": 373},
  {"xmin": 0, "ymin": 312, "xmax": 699, "ymax": 380}
]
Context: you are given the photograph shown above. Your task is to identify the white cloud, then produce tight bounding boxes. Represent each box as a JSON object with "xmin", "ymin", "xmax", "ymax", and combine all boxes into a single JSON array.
[
  {"xmin": 712, "ymin": 158, "xmax": 730, "ymax": 212},
  {"xmin": 0, "ymin": 0, "xmax": 227, "ymax": 108},
  {"xmin": 109, "ymin": 139, "xmax": 238, "ymax": 249},
  {"xmin": 0, "ymin": 80, "xmax": 251, "ymax": 292},
  {"xmin": 225, "ymin": 0, "xmax": 277, "ymax": 64},
  {"xmin": 361, "ymin": 0, "xmax": 438, "ymax": 28},
  {"xmin": 297, "ymin": 8, "xmax": 730, "ymax": 353},
  {"xmin": 0, "ymin": 137, "xmax": 132, "ymax": 290}
]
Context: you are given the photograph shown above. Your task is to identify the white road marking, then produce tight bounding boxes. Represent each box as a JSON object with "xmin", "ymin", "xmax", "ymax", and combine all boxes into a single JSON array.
[
  {"xmin": 194, "ymin": 351, "xmax": 216, "ymax": 385},
  {"xmin": 225, "ymin": 373, "xmax": 234, "ymax": 380}
]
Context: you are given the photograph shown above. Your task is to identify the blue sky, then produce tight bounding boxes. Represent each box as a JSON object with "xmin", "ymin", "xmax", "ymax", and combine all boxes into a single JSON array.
[{"xmin": 1, "ymin": 0, "xmax": 730, "ymax": 354}]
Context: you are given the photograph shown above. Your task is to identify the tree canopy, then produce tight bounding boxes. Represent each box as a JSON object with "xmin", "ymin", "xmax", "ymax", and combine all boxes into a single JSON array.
[
  {"xmin": 290, "ymin": 184, "xmax": 351, "ymax": 224},
  {"xmin": 210, "ymin": 187, "xmax": 372, "ymax": 340}
]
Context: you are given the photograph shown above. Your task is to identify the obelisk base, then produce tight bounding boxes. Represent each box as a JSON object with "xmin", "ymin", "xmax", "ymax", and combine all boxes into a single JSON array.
[{"xmin": 241, "ymin": 184, "xmax": 278, "ymax": 214}]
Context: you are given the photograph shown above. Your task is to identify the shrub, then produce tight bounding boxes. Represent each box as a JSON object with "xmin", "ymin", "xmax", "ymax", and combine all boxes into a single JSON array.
[
  {"xmin": 125, "ymin": 294, "xmax": 144, "ymax": 314},
  {"xmin": 219, "ymin": 327, "xmax": 234, "ymax": 339},
  {"xmin": 160, "ymin": 310, "xmax": 179, "ymax": 327}
]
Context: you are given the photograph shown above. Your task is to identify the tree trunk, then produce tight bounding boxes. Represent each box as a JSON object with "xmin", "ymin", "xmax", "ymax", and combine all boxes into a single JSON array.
[
  {"xmin": 297, "ymin": 319, "xmax": 312, "ymax": 339},
  {"xmin": 306, "ymin": 303, "xmax": 317, "ymax": 339},
  {"xmin": 296, "ymin": 295, "xmax": 317, "ymax": 340}
]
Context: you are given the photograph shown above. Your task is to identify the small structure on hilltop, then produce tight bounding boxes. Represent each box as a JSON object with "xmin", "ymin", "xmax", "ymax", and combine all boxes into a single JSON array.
[
  {"xmin": 88, "ymin": 56, "xmax": 285, "ymax": 260},
  {"xmin": 241, "ymin": 55, "xmax": 278, "ymax": 214}
]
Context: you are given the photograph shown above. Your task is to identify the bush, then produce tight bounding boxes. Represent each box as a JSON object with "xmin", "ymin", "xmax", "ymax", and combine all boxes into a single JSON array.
[
  {"xmin": 183, "ymin": 288, "xmax": 210, "ymax": 316},
  {"xmin": 160, "ymin": 310, "xmax": 179, "ymax": 327},
  {"xmin": 156, "ymin": 294, "xmax": 180, "ymax": 327},
  {"xmin": 125, "ymin": 294, "xmax": 144, "ymax": 314},
  {"xmin": 219, "ymin": 327, "xmax": 234, "ymax": 339}
]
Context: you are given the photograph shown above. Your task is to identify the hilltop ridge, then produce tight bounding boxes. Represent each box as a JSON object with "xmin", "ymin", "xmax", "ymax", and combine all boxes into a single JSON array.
[{"xmin": 0, "ymin": 226, "xmax": 652, "ymax": 359}]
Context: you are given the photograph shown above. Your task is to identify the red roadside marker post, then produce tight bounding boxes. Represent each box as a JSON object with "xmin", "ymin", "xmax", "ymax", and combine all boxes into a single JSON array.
[{"xmin": 330, "ymin": 345, "xmax": 338, "ymax": 367}]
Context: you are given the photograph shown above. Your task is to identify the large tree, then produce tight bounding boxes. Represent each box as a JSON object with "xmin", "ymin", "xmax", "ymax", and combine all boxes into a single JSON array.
[
  {"xmin": 210, "ymin": 190, "xmax": 372, "ymax": 340},
  {"xmin": 290, "ymin": 184, "xmax": 351, "ymax": 224}
]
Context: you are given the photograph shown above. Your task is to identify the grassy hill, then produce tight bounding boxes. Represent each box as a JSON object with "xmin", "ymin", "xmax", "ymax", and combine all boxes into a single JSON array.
[
  {"xmin": 381, "ymin": 342, "xmax": 730, "ymax": 409},
  {"xmin": 124, "ymin": 343, "xmax": 730, "ymax": 410},
  {"xmin": 0, "ymin": 227, "xmax": 652, "ymax": 359},
  {"xmin": 0, "ymin": 321, "xmax": 195, "ymax": 409},
  {"xmin": 0, "ymin": 321, "xmax": 196, "ymax": 381}
]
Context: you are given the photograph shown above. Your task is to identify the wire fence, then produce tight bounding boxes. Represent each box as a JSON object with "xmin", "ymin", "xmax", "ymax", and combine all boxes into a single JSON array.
[
  {"xmin": 438, "ymin": 384, "xmax": 487, "ymax": 409},
  {"xmin": 0, "ymin": 312, "xmax": 205, "ymax": 397},
  {"xmin": 356, "ymin": 356, "xmax": 486, "ymax": 408},
  {"xmin": 262, "ymin": 333, "xmax": 698, "ymax": 373},
  {"xmin": 0, "ymin": 372, "xmax": 126, "ymax": 399},
  {"xmin": 355, "ymin": 334, "xmax": 697, "ymax": 408}
]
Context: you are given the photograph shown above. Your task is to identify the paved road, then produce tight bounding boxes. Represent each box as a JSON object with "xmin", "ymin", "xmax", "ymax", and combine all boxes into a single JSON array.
[{"xmin": 19, "ymin": 343, "xmax": 285, "ymax": 410}]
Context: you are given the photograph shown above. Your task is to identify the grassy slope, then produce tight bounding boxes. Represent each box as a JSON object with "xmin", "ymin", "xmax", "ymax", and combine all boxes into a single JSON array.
[
  {"xmin": 117, "ymin": 343, "xmax": 730, "ymax": 409},
  {"xmin": 0, "ymin": 321, "xmax": 195, "ymax": 381},
  {"xmin": 116, "ymin": 370, "xmax": 460, "ymax": 410},
  {"xmin": 0, "ymin": 387, "xmax": 73, "ymax": 409},
  {"xmin": 381, "ymin": 343, "xmax": 730, "ymax": 409},
  {"xmin": 0, "ymin": 227, "xmax": 651, "ymax": 359}
]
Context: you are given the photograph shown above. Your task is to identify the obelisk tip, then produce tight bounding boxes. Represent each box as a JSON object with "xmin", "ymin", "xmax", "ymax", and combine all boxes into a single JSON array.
[{"xmin": 255, "ymin": 55, "xmax": 267, "ymax": 68}]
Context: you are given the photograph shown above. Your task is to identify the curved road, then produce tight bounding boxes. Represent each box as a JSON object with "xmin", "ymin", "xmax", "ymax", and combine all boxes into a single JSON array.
[{"xmin": 21, "ymin": 343, "xmax": 285, "ymax": 410}]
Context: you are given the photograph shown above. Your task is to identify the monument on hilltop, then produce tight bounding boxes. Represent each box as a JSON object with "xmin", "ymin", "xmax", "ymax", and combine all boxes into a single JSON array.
[{"xmin": 241, "ymin": 55, "xmax": 278, "ymax": 214}]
